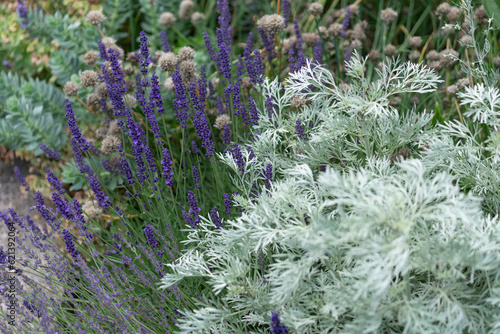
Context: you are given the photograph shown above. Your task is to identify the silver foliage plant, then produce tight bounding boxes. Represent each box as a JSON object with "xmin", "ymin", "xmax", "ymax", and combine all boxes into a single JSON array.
[{"xmin": 159, "ymin": 3, "xmax": 500, "ymax": 332}]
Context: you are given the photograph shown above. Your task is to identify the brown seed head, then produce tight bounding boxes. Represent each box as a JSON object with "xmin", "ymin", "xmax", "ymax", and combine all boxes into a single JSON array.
[
  {"xmin": 63, "ymin": 81, "xmax": 80, "ymax": 97},
  {"xmin": 308, "ymin": 2, "xmax": 324, "ymax": 16},
  {"xmin": 380, "ymin": 8, "xmax": 398, "ymax": 24},
  {"xmin": 86, "ymin": 10, "xmax": 106, "ymax": 26},
  {"xmin": 179, "ymin": 0, "xmax": 195, "ymax": 20},
  {"xmin": 83, "ymin": 50, "xmax": 99, "ymax": 65},
  {"xmin": 178, "ymin": 46, "xmax": 195, "ymax": 62},
  {"xmin": 80, "ymin": 70, "xmax": 99, "ymax": 87},
  {"xmin": 191, "ymin": 12, "xmax": 205, "ymax": 25},
  {"xmin": 158, "ymin": 52, "xmax": 178, "ymax": 71},
  {"xmin": 257, "ymin": 14, "xmax": 286, "ymax": 34},
  {"xmin": 159, "ymin": 12, "xmax": 176, "ymax": 27}
]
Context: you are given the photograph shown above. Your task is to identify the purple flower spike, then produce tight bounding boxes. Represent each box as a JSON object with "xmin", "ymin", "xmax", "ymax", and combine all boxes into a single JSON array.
[
  {"xmin": 160, "ymin": 31, "xmax": 171, "ymax": 52},
  {"xmin": 172, "ymin": 71, "xmax": 191, "ymax": 128},
  {"xmin": 161, "ymin": 148, "xmax": 174, "ymax": 187},
  {"xmin": 210, "ymin": 207, "xmax": 222, "ymax": 229},
  {"xmin": 243, "ymin": 32, "xmax": 254, "ymax": 59},
  {"xmin": 14, "ymin": 166, "xmax": 29, "ymax": 191},
  {"xmin": 230, "ymin": 143, "xmax": 245, "ymax": 173},
  {"xmin": 16, "ymin": 0, "xmax": 30, "ymax": 28},
  {"xmin": 341, "ymin": 6, "xmax": 351, "ymax": 38},
  {"xmin": 296, "ymin": 119, "xmax": 307, "ymax": 140},
  {"xmin": 52, "ymin": 192, "xmax": 74, "ymax": 221},
  {"xmin": 248, "ymin": 96, "xmax": 260, "ymax": 126},
  {"xmin": 282, "ymin": 0, "xmax": 290, "ymax": 21},
  {"xmin": 143, "ymin": 225, "xmax": 159, "ymax": 248},
  {"xmin": 40, "ymin": 144, "xmax": 61, "ymax": 160},
  {"xmin": 251, "ymin": 49, "xmax": 264, "ymax": 84},
  {"xmin": 46, "ymin": 168, "xmax": 65, "ymax": 194},
  {"xmin": 87, "ymin": 174, "xmax": 111, "ymax": 209},
  {"xmin": 192, "ymin": 166, "xmax": 200, "ymax": 189},
  {"xmin": 264, "ymin": 163, "xmax": 272, "ymax": 189},
  {"xmin": 313, "ymin": 39, "xmax": 322, "ymax": 64},
  {"xmin": 138, "ymin": 31, "xmax": 150, "ymax": 76},
  {"xmin": 182, "ymin": 190, "xmax": 201, "ymax": 228},
  {"xmin": 65, "ymin": 99, "xmax": 89, "ymax": 151},
  {"xmin": 62, "ymin": 229, "xmax": 79, "ymax": 260},
  {"xmin": 216, "ymin": 27, "xmax": 232, "ymax": 80},
  {"xmin": 270, "ymin": 311, "xmax": 289, "ymax": 334}
]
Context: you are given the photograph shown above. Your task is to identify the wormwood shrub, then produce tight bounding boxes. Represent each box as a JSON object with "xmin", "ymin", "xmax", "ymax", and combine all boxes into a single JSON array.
[{"xmin": 159, "ymin": 54, "xmax": 500, "ymax": 333}]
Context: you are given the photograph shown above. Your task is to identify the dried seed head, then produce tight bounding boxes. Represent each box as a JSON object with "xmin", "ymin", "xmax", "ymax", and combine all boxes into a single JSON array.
[
  {"xmin": 241, "ymin": 77, "xmax": 252, "ymax": 90},
  {"xmin": 83, "ymin": 50, "xmax": 99, "ymax": 65},
  {"xmin": 457, "ymin": 77, "xmax": 471, "ymax": 89},
  {"xmin": 159, "ymin": 12, "xmax": 176, "ymax": 27},
  {"xmin": 123, "ymin": 64, "xmax": 134, "ymax": 76},
  {"xmin": 164, "ymin": 77, "xmax": 175, "ymax": 91},
  {"xmin": 408, "ymin": 36, "xmax": 422, "ymax": 49},
  {"xmin": 125, "ymin": 79, "xmax": 135, "ymax": 92},
  {"xmin": 82, "ymin": 201, "xmax": 102, "ymax": 220},
  {"xmin": 101, "ymin": 37, "xmax": 117, "ymax": 49},
  {"xmin": 328, "ymin": 23, "xmax": 343, "ymax": 38},
  {"xmin": 439, "ymin": 48, "xmax": 459, "ymax": 67},
  {"xmin": 302, "ymin": 32, "xmax": 319, "ymax": 47},
  {"xmin": 349, "ymin": 24, "xmax": 366, "ymax": 40},
  {"xmin": 368, "ymin": 49, "xmax": 380, "ymax": 62},
  {"xmin": 446, "ymin": 85, "xmax": 458, "ymax": 95},
  {"xmin": 426, "ymin": 50, "xmax": 440, "ymax": 61},
  {"xmin": 178, "ymin": 46, "xmax": 195, "ymax": 62},
  {"xmin": 158, "ymin": 52, "xmax": 178, "ymax": 71},
  {"xmin": 95, "ymin": 83, "xmax": 108, "ymax": 99},
  {"xmin": 86, "ymin": 10, "xmax": 106, "ymax": 26},
  {"xmin": 214, "ymin": 114, "xmax": 231, "ymax": 130},
  {"xmin": 409, "ymin": 50, "xmax": 420, "ymax": 62},
  {"xmin": 63, "ymin": 81, "xmax": 80, "ymax": 97},
  {"xmin": 108, "ymin": 120, "xmax": 121, "ymax": 136},
  {"xmin": 126, "ymin": 52, "xmax": 139, "ymax": 64},
  {"xmin": 435, "ymin": 3, "xmax": 451, "ymax": 19},
  {"xmin": 257, "ymin": 14, "xmax": 286, "ymax": 34},
  {"xmin": 124, "ymin": 94, "xmax": 137, "ymax": 109},
  {"xmin": 350, "ymin": 39, "xmax": 362, "ymax": 50},
  {"xmin": 191, "ymin": 12, "xmax": 205, "ymax": 25},
  {"xmin": 447, "ymin": 7, "xmax": 461, "ymax": 22},
  {"xmin": 154, "ymin": 50, "xmax": 164, "ymax": 63},
  {"xmin": 459, "ymin": 35, "xmax": 473, "ymax": 47},
  {"xmin": 384, "ymin": 44, "xmax": 397, "ymax": 56},
  {"xmin": 380, "ymin": 7, "xmax": 398, "ymax": 24},
  {"xmin": 290, "ymin": 96, "xmax": 308, "ymax": 109},
  {"xmin": 308, "ymin": 2, "xmax": 324, "ymax": 16},
  {"xmin": 410, "ymin": 96, "xmax": 420, "ymax": 105},
  {"xmin": 96, "ymin": 127, "xmax": 108, "ymax": 140},
  {"xmin": 80, "ymin": 70, "xmax": 99, "ymax": 87},
  {"xmin": 101, "ymin": 135, "xmax": 121, "ymax": 155},
  {"xmin": 179, "ymin": 0, "xmax": 195, "ymax": 20},
  {"xmin": 348, "ymin": 4, "xmax": 359, "ymax": 15},
  {"xmin": 180, "ymin": 60, "xmax": 197, "ymax": 76},
  {"xmin": 494, "ymin": 57, "xmax": 500, "ymax": 68},
  {"xmin": 324, "ymin": 41, "xmax": 334, "ymax": 53},
  {"xmin": 86, "ymin": 93, "xmax": 100, "ymax": 109},
  {"xmin": 474, "ymin": 5, "xmax": 489, "ymax": 25}
]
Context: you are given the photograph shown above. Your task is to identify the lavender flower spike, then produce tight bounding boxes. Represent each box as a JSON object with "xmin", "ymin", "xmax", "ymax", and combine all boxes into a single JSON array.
[
  {"xmin": 62, "ymin": 229, "xmax": 79, "ymax": 260},
  {"xmin": 270, "ymin": 311, "xmax": 289, "ymax": 334},
  {"xmin": 161, "ymin": 148, "xmax": 174, "ymax": 187},
  {"xmin": 14, "ymin": 166, "xmax": 29, "ymax": 191},
  {"xmin": 40, "ymin": 144, "xmax": 61, "ymax": 160},
  {"xmin": 216, "ymin": 27, "xmax": 232, "ymax": 80},
  {"xmin": 87, "ymin": 174, "xmax": 111, "ymax": 209}
]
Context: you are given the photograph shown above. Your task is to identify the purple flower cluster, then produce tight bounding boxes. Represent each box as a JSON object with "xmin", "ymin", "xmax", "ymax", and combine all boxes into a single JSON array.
[
  {"xmin": 14, "ymin": 166, "xmax": 29, "ymax": 191},
  {"xmin": 313, "ymin": 39, "xmax": 322, "ymax": 64},
  {"xmin": 295, "ymin": 119, "xmax": 307, "ymax": 140},
  {"xmin": 223, "ymin": 193, "xmax": 232, "ymax": 215},
  {"xmin": 34, "ymin": 191, "xmax": 60, "ymax": 231},
  {"xmin": 341, "ymin": 6, "xmax": 351, "ymax": 38},
  {"xmin": 70, "ymin": 137, "xmax": 89, "ymax": 174},
  {"xmin": 216, "ymin": 0, "xmax": 232, "ymax": 46},
  {"xmin": 270, "ymin": 311, "xmax": 289, "ymax": 334},
  {"xmin": 138, "ymin": 31, "xmax": 150, "ymax": 76},
  {"xmin": 258, "ymin": 28, "xmax": 275, "ymax": 62},
  {"xmin": 265, "ymin": 96, "xmax": 275, "ymax": 120},
  {"xmin": 209, "ymin": 207, "xmax": 222, "ymax": 229},
  {"xmin": 172, "ymin": 71, "xmax": 191, "ymax": 128},
  {"xmin": 87, "ymin": 174, "xmax": 111, "ymax": 209},
  {"xmin": 190, "ymin": 82, "xmax": 215, "ymax": 158},
  {"xmin": 46, "ymin": 168, "xmax": 65, "ymax": 194},
  {"xmin": 243, "ymin": 33, "xmax": 254, "ymax": 59},
  {"xmin": 264, "ymin": 164, "xmax": 272, "ymax": 189},
  {"xmin": 52, "ymin": 192, "xmax": 74, "ymax": 221},
  {"xmin": 216, "ymin": 28, "xmax": 232, "ymax": 80},
  {"xmin": 143, "ymin": 225, "xmax": 159, "ymax": 248},
  {"xmin": 192, "ymin": 166, "xmax": 200, "ymax": 189},
  {"xmin": 246, "ymin": 49, "xmax": 264, "ymax": 84},
  {"xmin": 161, "ymin": 148, "xmax": 174, "ymax": 187},
  {"xmin": 62, "ymin": 229, "xmax": 79, "ymax": 260},
  {"xmin": 160, "ymin": 31, "xmax": 171, "ymax": 52},
  {"xmin": 222, "ymin": 123, "xmax": 231, "ymax": 144},
  {"xmin": 247, "ymin": 96, "xmax": 260, "ymax": 126},
  {"xmin": 16, "ymin": 0, "xmax": 29, "ymax": 28},
  {"xmin": 182, "ymin": 190, "xmax": 201, "ymax": 228},
  {"xmin": 282, "ymin": 0, "xmax": 291, "ymax": 21},
  {"xmin": 229, "ymin": 143, "xmax": 245, "ymax": 173},
  {"xmin": 66, "ymin": 99, "xmax": 89, "ymax": 151},
  {"xmin": 40, "ymin": 144, "xmax": 61, "ymax": 160},
  {"xmin": 232, "ymin": 82, "xmax": 250, "ymax": 125}
]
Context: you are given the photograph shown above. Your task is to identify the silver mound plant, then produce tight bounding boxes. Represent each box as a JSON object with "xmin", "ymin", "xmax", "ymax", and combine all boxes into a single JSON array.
[{"xmin": 159, "ymin": 1, "xmax": 500, "ymax": 332}]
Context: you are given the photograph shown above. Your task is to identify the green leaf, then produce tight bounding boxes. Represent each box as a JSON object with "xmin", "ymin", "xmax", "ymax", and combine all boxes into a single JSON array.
[{"xmin": 483, "ymin": 0, "xmax": 500, "ymax": 28}]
